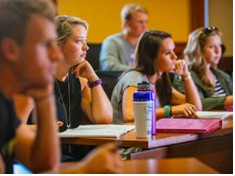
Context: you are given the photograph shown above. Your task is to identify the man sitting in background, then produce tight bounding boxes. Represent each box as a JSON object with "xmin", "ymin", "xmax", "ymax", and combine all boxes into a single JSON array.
[{"xmin": 99, "ymin": 3, "xmax": 148, "ymax": 71}]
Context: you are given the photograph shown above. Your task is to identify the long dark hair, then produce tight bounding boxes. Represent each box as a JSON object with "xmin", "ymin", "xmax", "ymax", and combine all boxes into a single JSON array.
[{"xmin": 132, "ymin": 30, "xmax": 173, "ymax": 106}]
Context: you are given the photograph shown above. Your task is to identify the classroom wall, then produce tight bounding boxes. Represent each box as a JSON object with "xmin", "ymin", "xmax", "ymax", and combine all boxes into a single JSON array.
[
  {"xmin": 57, "ymin": 0, "xmax": 191, "ymax": 43},
  {"xmin": 57, "ymin": 0, "xmax": 232, "ymax": 57}
]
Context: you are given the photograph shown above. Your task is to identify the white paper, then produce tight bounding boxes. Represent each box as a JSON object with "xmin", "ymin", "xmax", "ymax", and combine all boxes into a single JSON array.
[
  {"xmin": 197, "ymin": 111, "xmax": 233, "ymax": 120},
  {"xmin": 59, "ymin": 124, "xmax": 135, "ymax": 138}
]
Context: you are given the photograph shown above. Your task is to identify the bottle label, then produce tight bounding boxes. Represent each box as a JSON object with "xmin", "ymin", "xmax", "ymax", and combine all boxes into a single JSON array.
[{"xmin": 133, "ymin": 101, "xmax": 153, "ymax": 138}]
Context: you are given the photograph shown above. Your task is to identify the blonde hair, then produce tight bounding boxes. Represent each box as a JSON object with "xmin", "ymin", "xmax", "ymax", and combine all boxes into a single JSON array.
[
  {"xmin": 183, "ymin": 27, "xmax": 222, "ymax": 92},
  {"xmin": 120, "ymin": 3, "xmax": 148, "ymax": 29},
  {"xmin": 55, "ymin": 15, "xmax": 88, "ymax": 44}
]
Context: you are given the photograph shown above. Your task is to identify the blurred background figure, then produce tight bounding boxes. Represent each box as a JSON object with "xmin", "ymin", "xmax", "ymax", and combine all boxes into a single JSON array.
[{"xmin": 99, "ymin": 3, "xmax": 148, "ymax": 71}]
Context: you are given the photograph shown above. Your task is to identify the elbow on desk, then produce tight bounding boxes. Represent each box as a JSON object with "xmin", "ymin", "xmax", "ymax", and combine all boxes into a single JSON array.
[
  {"xmin": 92, "ymin": 114, "xmax": 113, "ymax": 124},
  {"xmin": 123, "ymin": 112, "xmax": 134, "ymax": 123}
]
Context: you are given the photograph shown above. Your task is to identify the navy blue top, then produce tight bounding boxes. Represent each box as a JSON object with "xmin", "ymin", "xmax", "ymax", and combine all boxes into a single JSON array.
[
  {"xmin": 54, "ymin": 72, "xmax": 83, "ymax": 132},
  {"xmin": 0, "ymin": 92, "xmax": 21, "ymax": 173},
  {"xmin": 54, "ymin": 72, "xmax": 95, "ymax": 161}
]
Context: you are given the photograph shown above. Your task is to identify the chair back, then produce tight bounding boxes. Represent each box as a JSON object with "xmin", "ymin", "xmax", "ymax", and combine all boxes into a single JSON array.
[{"xmin": 95, "ymin": 70, "xmax": 123, "ymax": 99}]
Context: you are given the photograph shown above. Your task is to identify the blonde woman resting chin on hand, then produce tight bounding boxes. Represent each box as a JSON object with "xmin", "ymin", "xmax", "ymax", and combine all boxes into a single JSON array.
[{"xmin": 54, "ymin": 15, "xmax": 113, "ymax": 162}]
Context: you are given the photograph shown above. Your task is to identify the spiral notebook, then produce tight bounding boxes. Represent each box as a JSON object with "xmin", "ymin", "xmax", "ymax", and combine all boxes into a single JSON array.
[
  {"xmin": 59, "ymin": 124, "xmax": 135, "ymax": 138},
  {"xmin": 156, "ymin": 118, "xmax": 222, "ymax": 133}
]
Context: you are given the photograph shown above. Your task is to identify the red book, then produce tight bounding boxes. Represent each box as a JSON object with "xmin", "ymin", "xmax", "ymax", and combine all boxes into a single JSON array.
[{"xmin": 156, "ymin": 118, "xmax": 222, "ymax": 133}]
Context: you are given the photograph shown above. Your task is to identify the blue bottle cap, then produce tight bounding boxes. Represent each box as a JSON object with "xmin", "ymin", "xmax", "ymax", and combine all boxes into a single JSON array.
[
  {"xmin": 133, "ymin": 91, "xmax": 153, "ymax": 101},
  {"xmin": 133, "ymin": 81, "xmax": 154, "ymax": 101}
]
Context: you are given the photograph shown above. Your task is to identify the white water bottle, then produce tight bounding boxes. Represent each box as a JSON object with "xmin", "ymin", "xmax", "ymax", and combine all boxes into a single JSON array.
[{"xmin": 133, "ymin": 81, "xmax": 155, "ymax": 138}]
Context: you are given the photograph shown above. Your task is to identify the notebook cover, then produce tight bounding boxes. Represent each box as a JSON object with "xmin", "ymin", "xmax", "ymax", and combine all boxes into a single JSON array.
[{"xmin": 156, "ymin": 118, "xmax": 222, "ymax": 133}]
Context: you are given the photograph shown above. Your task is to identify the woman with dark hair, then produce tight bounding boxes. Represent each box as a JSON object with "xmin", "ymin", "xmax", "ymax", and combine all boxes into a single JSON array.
[
  {"xmin": 111, "ymin": 30, "xmax": 202, "ymax": 124},
  {"xmin": 173, "ymin": 27, "xmax": 233, "ymax": 110}
]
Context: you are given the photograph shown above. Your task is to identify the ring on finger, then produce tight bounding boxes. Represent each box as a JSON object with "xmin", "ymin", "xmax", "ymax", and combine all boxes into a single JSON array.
[{"xmin": 188, "ymin": 106, "xmax": 193, "ymax": 110}]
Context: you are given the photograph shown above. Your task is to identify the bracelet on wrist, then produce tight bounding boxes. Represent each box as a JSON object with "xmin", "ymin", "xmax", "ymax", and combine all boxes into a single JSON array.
[
  {"xmin": 164, "ymin": 105, "xmax": 171, "ymax": 118},
  {"xmin": 88, "ymin": 78, "xmax": 102, "ymax": 88},
  {"xmin": 180, "ymin": 72, "xmax": 191, "ymax": 82}
]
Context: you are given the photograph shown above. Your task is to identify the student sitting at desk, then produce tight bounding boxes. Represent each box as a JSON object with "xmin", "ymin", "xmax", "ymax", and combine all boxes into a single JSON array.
[
  {"xmin": 2, "ymin": 0, "xmax": 121, "ymax": 173},
  {"xmin": 111, "ymin": 30, "xmax": 202, "ymax": 124},
  {"xmin": 13, "ymin": 15, "xmax": 114, "ymax": 163},
  {"xmin": 54, "ymin": 15, "xmax": 113, "ymax": 161},
  {"xmin": 173, "ymin": 27, "xmax": 233, "ymax": 110}
]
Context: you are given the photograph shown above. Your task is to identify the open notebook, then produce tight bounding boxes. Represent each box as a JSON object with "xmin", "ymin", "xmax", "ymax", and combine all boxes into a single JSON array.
[
  {"xmin": 59, "ymin": 124, "xmax": 135, "ymax": 138},
  {"xmin": 197, "ymin": 111, "xmax": 233, "ymax": 120}
]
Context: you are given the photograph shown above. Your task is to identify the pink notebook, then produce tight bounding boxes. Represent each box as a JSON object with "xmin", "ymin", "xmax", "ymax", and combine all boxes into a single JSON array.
[{"xmin": 156, "ymin": 118, "xmax": 222, "ymax": 133}]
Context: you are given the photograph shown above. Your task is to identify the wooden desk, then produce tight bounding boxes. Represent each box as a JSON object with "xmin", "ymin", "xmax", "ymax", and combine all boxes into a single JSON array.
[
  {"xmin": 122, "ymin": 158, "xmax": 219, "ymax": 174},
  {"xmin": 61, "ymin": 118, "xmax": 233, "ymax": 173},
  {"xmin": 58, "ymin": 157, "xmax": 218, "ymax": 174},
  {"xmin": 61, "ymin": 118, "xmax": 232, "ymax": 148},
  {"xmin": 130, "ymin": 118, "xmax": 233, "ymax": 174}
]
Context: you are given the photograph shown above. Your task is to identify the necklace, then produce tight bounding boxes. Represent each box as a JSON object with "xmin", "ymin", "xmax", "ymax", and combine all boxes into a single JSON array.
[{"xmin": 55, "ymin": 74, "xmax": 71, "ymax": 129}]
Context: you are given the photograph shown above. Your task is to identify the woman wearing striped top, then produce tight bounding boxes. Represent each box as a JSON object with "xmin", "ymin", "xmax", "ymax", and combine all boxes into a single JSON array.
[{"xmin": 173, "ymin": 26, "xmax": 233, "ymax": 110}]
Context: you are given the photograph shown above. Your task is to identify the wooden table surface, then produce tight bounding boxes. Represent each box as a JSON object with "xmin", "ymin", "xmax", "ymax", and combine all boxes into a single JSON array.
[
  {"xmin": 60, "ymin": 117, "xmax": 233, "ymax": 173},
  {"xmin": 122, "ymin": 157, "xmax": 219, "ymax": 174},
  {"xmin": 61, "ymin": 118, "xmax": 232, "ymax": 149}
]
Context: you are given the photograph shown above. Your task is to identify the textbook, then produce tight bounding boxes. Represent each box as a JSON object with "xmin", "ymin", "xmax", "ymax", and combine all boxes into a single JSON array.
[
  {"xmin": 59, "ymin": 124, "xmax": 135, "ymax": 138},
  {"xmin": 156, "ymin": 118, "xmax": 222, "ymax": 133},
  {"xmin": 196, "ymin": 111, "xmax": 233, "ymax": 120}
]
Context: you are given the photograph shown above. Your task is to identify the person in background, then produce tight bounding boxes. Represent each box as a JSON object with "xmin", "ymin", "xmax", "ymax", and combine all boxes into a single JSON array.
[
  {"xmin": 0, "ymin": 0, "xmax": 121, "ymax": 174},
  {"xmin": 99, "ymin": 3, "xmax": 148, "ymax": 71},
  {"xmin": 54, "ymin": 15, "xmax": 113, "ymax": 161},
  {"xmin": 112, "ymin": 30, "xmax": 202, "ymax": 124},
  {"xmin": 173, "ymin": 27, "xmax": 233, "ymax": 110}
]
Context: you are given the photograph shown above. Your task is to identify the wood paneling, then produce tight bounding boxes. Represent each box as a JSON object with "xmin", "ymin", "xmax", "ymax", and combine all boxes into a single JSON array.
[
  {"xmin": 218, "ymin": 56, "xmax": 233, "ymax": 74},
  {"xmin": 175, "ymin": 42, "xmax": 187, "ymax": 59},
  {"xmin": 190, "ymin": 0, "xmax": 205, "ymax": 30},
  {"xmin": 51, "ymin": 0, "xmax": 57, "ymax": 6}
]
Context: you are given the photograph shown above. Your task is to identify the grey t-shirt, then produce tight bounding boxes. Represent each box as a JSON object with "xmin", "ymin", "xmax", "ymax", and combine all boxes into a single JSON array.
[
  {"xmin": 111, "ymin": 71, "xmax": 149, "ymax": 124},
  {"xmin": 99, "ymin": 33, "xmax": 135, "ymax": 71}
]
